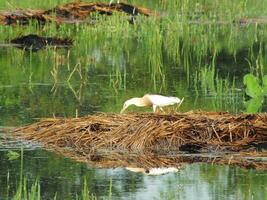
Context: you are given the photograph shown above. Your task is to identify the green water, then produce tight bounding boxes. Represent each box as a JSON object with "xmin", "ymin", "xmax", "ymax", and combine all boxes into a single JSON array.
[
  {"xmin": 0, "ymin": 150, "xmax": 266, "ymax": 200},
  {"xmin": 0, "ymin": 0, "xmax": 267, "ymax": 199}
]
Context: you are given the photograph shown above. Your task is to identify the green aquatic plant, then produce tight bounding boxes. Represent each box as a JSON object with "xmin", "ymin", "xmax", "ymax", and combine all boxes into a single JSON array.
[
  {"xmin": 243, "ymin": 74, "xmax": 267, "ymax": 98},
  {"xmin": 263, "ymin": 75, "xmax": 267, "ymax": 94},
  {"xmin": 7, "ymin": 148, "xmax": 105, "ymax": 200},
  {"xmin": 194, "ymin": 65, "xmax": 235, "ymax": 97},
  {"xmin": 243, "ymin": 73, "xmax": 267, "ymax": 113},
  {"xmin": 0, "ymin": 0, "xmax": 267, "ymax": 117},
  {"xmin": 244, "ymin": 97, "xmax": 264, "ymax": 113},
  {"xmin": 78, "ymin": 178, "xmax": 97, "ymax": 200},
  {"xmin": 243, "ymin": 74, "xmax": 262, "ymax": 98},
  {"xmin": 6, "ymin": 150, "xmax": 20, "ymax": 160}
]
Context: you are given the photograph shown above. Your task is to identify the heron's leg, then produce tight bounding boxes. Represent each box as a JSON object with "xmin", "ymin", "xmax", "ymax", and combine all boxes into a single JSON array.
[
  {"xmin": 159, "ymin": 107, "xmax": 165, "ymax": 113},
  {"xmin": 177, "ymin": 97, "xmax": 184, "ymax": 109},
  {"xmin": 153, "ymin": 105, "xmax": 157, "ymax": 112},
  {"xmin": 174, "ymin": 97, "xmax": 184, "ymax": 112}
]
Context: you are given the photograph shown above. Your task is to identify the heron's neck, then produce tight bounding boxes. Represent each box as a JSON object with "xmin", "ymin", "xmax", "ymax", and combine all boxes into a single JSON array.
[{"xmin": 128, "ymin": 97, "xmax": 148, "ymax": 107}]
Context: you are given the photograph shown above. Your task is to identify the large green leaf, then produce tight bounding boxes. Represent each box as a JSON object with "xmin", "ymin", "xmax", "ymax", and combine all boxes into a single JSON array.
[
  {"xmin": 244, "ymin": 97, "xmax": 264, "ymax": 113},
  {"xmin": 263, "ymin": 75, "xmax": 267, "ymax": 96},
  {"xmin": 243, "ymin": 74, "xmax": 263, "ymax": 98}
]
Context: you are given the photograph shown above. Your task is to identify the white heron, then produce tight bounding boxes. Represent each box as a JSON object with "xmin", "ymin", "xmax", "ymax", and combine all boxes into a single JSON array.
[
  {"xmin": 126, "ymin": 167, "xmax": 179, "ymax": 175},
  {"xmin": 120, "ymin": 94, "xmax": 184, "ymax": 113}
]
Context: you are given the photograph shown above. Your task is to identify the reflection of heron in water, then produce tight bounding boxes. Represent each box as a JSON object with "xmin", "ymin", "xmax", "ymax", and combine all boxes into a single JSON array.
[
  {"xmin": 126, "ymin": 167, "xmax": 179, "ymax": 175},
  {"xmin": 120, "ymin": 94, "xmax": 184, "ymax": 113}
]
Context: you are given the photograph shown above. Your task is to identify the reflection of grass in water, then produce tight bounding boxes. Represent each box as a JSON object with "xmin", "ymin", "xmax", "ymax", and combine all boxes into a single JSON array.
[
  {"xmin": 0, "ymin": 5, "xmax": 264, "ymax": 79},
  {"xmin": 11, "ymin": 148, "xmax": 42, "ymax": 200},
  {"xmin": 0, "ymin": 0, "xmax": 267, "ymax": 115},
  {"xmin": 12, "ymin": 178, "xmax": 101, "ymax": 200},
  {"xmin": 192, "ymin": 48, "xmax": 238, "ymax": 99},
  {"xmin": 139, "ymin": 17, "xmax": 165, "ymax": 88},
  {"xmin": 9, "ymin": 148, "xmax": 111, "ymax": 200},
  {"xmin": 195, "ymin": 66, "xmax": 236, "ymax": 96},
  {"xmin": 193, "ymin": 48, "xmax": 236, "ymax": 98},
  {"xmin": 13, "ymin": 179, "xmax": 41, "ymax": 200},
  {"xmin": 11, "ymin": 178, "xmax": 110, "ymax": 200}
]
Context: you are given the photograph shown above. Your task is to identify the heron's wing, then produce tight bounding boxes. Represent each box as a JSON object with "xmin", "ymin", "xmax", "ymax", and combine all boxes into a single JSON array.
[{"xmin": 146, "ymin": 95, "xmax": 179, "ymax": 106}]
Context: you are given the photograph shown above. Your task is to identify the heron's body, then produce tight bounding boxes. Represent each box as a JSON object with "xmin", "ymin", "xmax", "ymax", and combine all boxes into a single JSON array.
[
  {"xmin": 147, "ymin": 94, "xmax": 181, "ymax": 107},
  {"xmin": 120, "ymin": 94, "xmax": 184, "ymax": 113}
]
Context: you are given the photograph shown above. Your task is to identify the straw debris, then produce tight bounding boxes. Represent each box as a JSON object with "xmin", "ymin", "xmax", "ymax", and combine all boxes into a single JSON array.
[
  {"xmin": 0, "ymin": 1, "xmax": 157, "ymax": 26},
  {"xmin": 13, "ymin": 112, "xmax": 267, "ymax": 152},
  {"xmin": 7, "ymin": 111, "xmax": 267, "ymax": 170}
]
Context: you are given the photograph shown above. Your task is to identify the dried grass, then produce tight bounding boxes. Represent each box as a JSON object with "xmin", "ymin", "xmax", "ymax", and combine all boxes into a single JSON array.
[
  {"xmin": 12, "ymin": 111, "xmax": 267, "ymax": 152},
  {"xmin": 0, "ymin": 1, "xmax": 157, "ymax": 25},
  {"xmin": 7, "ymin": 111, "xmax": 267, "ymax": 170}
]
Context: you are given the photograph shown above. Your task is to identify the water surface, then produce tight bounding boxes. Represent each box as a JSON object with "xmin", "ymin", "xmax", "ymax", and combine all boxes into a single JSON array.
[
  {"xmin": 0, "ymin": 0, "xmax": 267, "ymax": 199},
  {"xmin": 0, "ymin": 149, "xmax": 266, "ymax": 200}
]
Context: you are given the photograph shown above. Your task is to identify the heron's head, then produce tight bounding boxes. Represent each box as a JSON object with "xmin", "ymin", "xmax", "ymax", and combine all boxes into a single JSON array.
[
  {"xmin": 120, "ymin": 102, "xmax": 129, "ymax": 114},
  {"xmin": 120, "ymin": 98, "xmax": 141, "ymax": 113},
  {"xmin": 120, "ymin": 99, "xmax": 133, "ymax": 113}
]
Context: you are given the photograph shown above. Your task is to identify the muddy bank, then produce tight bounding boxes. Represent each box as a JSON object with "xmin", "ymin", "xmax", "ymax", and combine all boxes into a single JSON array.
[{"xmin": 0, "ymin": 1, "xmax": 156, "ymax": 26}]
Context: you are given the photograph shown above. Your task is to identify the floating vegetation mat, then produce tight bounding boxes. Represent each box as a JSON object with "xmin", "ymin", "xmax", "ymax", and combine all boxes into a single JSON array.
[
  {"xmin": 10, "ymin": 34, "xmax": 73, "ymax": 51},
  {"xmin": 6, "ymin": 112, "xmax": 267, "ymax": 170},
  {"xmin": 0, "ymin": 1, "xmax": 156, "ymax": 26}
]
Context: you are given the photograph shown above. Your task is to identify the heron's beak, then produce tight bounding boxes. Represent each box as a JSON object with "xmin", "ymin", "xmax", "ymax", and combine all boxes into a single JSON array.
[{"xmin": 120, "ymin": 105, "xmax": 127, "ymax": 114}]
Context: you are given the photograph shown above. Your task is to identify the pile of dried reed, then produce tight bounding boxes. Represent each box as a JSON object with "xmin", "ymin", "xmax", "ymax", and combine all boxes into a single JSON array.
[
  {"xmin": 0, "ymin": 1, "xmax": 156, "ymax": 25},
  {"xmin": 7, "ymin": 111, "xmax": 267, "ymax": 170},
  {"xmin": 13, "ymin": 112, "xmax": 267, "ymax": 153}
]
